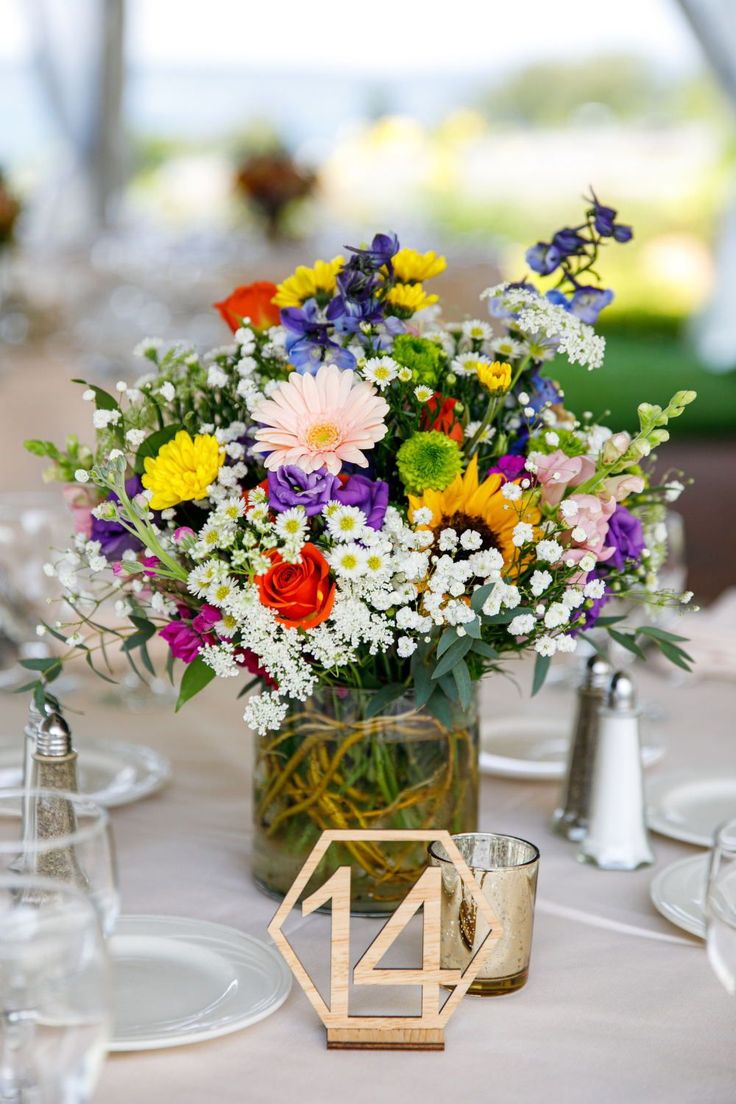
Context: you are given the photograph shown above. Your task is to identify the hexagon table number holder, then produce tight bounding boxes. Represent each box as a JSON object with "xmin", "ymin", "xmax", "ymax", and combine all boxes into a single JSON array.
[{"xmin": 268, "ymin": 829, "xmax": 502, "ymax": 1051}]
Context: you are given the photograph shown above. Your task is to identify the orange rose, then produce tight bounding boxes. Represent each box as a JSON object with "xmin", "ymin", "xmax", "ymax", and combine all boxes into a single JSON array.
[
  {"xmin": 213, "ymin": 281, "xmax": 281, "ymax": 332},
  {"xmin": 255, "ymin": 543, "xmax": 335, "ymax": 630}
]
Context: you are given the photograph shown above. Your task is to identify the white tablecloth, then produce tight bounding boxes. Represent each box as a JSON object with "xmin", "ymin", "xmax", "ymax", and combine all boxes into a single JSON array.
[{"xmin": 2, "ymin": 662, "xmax": 734, "ymax": 1103}]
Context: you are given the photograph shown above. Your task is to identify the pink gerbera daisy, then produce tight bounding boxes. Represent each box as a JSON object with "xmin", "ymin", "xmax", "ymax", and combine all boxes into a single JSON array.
[{"xmin": 251, "ymin": 364, "xmax": 389, "ymax": 475}]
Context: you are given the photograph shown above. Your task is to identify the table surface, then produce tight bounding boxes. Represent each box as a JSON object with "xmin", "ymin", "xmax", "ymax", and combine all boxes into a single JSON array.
[{"xmin": 2, "ymin": 660, "xmax": 733, "ymax": 1104}]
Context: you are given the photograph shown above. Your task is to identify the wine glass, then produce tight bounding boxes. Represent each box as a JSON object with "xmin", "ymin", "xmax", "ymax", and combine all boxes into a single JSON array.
[
  {"xmin": 706, "ymin": 818, "xmax": 736, "ymax": 996},
  {"xmin": 0, "ymin": 789, "xmax": 119, "ymax": 937},
  {"xmin": 0, "ymin": 873, "xmax": 110, "ymax": 1102}
]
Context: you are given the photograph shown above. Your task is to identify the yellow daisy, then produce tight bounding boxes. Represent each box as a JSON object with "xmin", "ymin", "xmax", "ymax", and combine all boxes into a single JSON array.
[
  {"xmin": 142, "ymin": 430, "xmax": 224, "ymax": 510},
  {"xmin": 393, "ymin": 248, "xmax": 447, "ymax": 283},
  {"xmin": 408, "ymin": 455, "xmax": 539, "ymax": 574},
  {"xmin": 385, "ymin": 283, "xmax": 439, "ymax": 316},
  {"xmin": 272, "ymin": 256, "xmax": 344, "ymax": 309}
]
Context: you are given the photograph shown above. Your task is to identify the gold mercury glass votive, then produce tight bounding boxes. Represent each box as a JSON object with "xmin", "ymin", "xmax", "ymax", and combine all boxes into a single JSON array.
[{"xmin": 428, "ymin": 832, "xmax": 540, "ymax": 995}]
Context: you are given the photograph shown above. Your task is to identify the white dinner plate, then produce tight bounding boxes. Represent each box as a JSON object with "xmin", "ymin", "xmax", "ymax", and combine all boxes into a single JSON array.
[
  {"xmin": 0, "ymin": 738, "xmax": 171, "ymax": 807},
  {"xmin": 480, "ymin": 715, "xmax": 664, "ymax": 780},
  {"xmin": 646, "ymin": 771, "xmax": 736, "ymax": 847},
  {"xmin": 108, "ymin": 915, "xmax": 292, "ymax": 1051},
  {"xmin": 649, "ymin": 854, "xmax": 708, "ymax": 939}
]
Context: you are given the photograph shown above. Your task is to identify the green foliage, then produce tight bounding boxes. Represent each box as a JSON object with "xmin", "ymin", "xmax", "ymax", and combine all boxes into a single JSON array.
[{"xmin": 175, "ymin": 656, "xmax": 216, "ymax": 711}]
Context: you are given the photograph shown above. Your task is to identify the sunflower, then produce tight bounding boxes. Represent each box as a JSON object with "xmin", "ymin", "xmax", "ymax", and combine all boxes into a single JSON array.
[{"xmin": 408, "ymin": 455, "xmax": 539, "ymax": 575}]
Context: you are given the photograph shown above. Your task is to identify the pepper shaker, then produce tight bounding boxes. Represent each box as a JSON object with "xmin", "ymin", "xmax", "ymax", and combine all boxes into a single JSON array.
[
  {"xmin": 578, "ymin": 671, "xmax": 654, "ymax": 870},
  {"xmin": 551, "ymin": 655, "xmax": 612, "ymax": 841}
]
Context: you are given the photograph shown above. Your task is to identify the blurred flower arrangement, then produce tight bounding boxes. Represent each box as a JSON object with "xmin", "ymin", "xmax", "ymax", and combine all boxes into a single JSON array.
[
  {"xmin": 22, "ymin": 192, "xmax": 696, "ymax": 904},
  {"xmin": 234, "ymin": 148, "xmax": 316, "ymax": 239},
  {"xmin": 0, "ymin": 169, "xmax": 21, "ymax": 249},
  {"xmin": 24, "ymin": 193, "xmax": 694, "ymax": 732}
]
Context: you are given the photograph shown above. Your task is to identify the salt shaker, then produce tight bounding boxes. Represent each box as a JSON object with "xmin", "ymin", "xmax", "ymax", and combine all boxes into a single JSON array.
[
  {"xmin": 31, "ymin": 711, "xmax": 79, "ymax": 794},
  {"xmin": 30, "ymin": 712, "xmax": 88, "ymax": 891},
  {"xmin": 578, "ymin": 671, "xmax": 654, "ymax": 870},
  {"xmin": 22, "ymin": 693, "xmax": 61, "ymax": 791},
  {"xmin": 551, "ymin": 655, "xmax": 612, "ymax": 841}
]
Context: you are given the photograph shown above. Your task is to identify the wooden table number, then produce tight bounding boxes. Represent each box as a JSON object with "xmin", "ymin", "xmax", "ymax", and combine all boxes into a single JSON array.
[{"xmin": 268, "ymin": 829, "xmax": 502, "ymax": 1052}]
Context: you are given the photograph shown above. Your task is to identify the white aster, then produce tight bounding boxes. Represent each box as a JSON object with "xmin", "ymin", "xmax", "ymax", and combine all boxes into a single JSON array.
[{"xmin": 363, "ymin": 356, "xmax": 398, "ymax": 389}]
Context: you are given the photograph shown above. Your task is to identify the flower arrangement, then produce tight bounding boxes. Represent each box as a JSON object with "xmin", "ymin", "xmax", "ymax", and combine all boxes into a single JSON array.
[
  {"xmin": 24, "ymin": 193, "xmax": 695, "ymax": 739},
  {"xmin": 234, "ymin": 147, "xmax": 317, "ymax": 240}
]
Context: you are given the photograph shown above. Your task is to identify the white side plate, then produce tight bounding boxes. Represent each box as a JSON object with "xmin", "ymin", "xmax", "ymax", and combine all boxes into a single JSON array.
[
  {"xmin": 649, "ymin": 854, "xmax": 708, "ymax": 939},
  {"xmin": 108, "ymin": 915, "xmax": 292, "ymax": 1051},
  {"xmin": 0, "ymin": 738, "xmax": 171, "ymax": 807},
  {"xmin": 647, "ymin": 771, "xmax": 736, "ymax": 847},
  {"xmin": 480, "ymin": 716, "xmax": 664, "ymax": 780}
]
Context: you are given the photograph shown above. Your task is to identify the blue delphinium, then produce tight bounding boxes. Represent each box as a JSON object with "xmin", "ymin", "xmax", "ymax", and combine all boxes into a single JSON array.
[
  {"xmin": 281, "ymin": 301, "xmax": 356, "ymax": 374},
  {"xmin": 522, "ymin": 192, "xmax": 632, "ymax": 326}
]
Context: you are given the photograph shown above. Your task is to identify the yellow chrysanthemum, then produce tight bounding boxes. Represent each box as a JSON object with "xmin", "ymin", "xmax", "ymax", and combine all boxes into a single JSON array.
[
  {"xmin": 272, "ymin": 256, "xmax": 344, "ymax": 309},
  {"xmin": 408, "ymin": 455, "xmax": 539, "ymax": 575},
  {"xmin": 142, "ymin": 431, "xmax": 224, "ymax": 510},
  {"xmin": 392, "ymin": 248, "xmax": 447, "ymax": 283},
  {"xmin": 385, "ymin": 283, "xmax": 439, "ymax": 315},
  {"xmin": 476, "ymin": 360, "xmax": 512, "ymax": 393}
]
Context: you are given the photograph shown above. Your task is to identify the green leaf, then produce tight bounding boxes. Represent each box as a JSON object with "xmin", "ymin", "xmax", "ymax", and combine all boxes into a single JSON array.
[
  {"xmin": 608, "ymin": 629, "xmax": 647, "ymax": 661},
  {"xmin": 436, "ymin": 627, "xmax": 458, "ymax": 659},
  {"xmin": 452, "ymin": 658, "xmax": 473, "ymax": 712},
  {"xmin": 19, "ymin": 657, "xmax": 62, "ymax": 674},
  {"xmin": 656, "ymin": 640, "xmax": 693, "ymax": 671},
  {"xmin": 134, "ymin": 424, "xmax": 185, "ymax": 474},
  {"xmin": 463, "ymin": 618, "xmax": 482, "ymax": 640},
  {"xmin": 531, "ymin": 653, "xmax": 551, "ymax": 696},
  {"xmin": 595, "ymin": 615, "xmax": 628, "ymax": 627},
  {"xmin": 175, "ymin": 656, "xmax": 215, "ymax": 711},
  {"xmin": 432, "ymin": 635, "xmax": 473, "ymax": 680},
  {"xmin": 364, "ymin": 683, "xmax": 407, "ymax": 718},
  {"xmin": 425, "ymin": 687, "xmax": 454, "ymax": 729},
  {"xmin": 413, "ymin": 656, "xmax": 435, "ymax": 709},
  {"xmin": 470, "ymin": 582, "xmax": 495, "ymax": 613},
  {"xmin": 438, "ymin": 672, "xmax": 459, "ymax": 703},
  {"xmin": 637, "ymin": 626, "xmax": 690, "ymax": 645},
  {"xmin": 72, "ymin": 380, "xmax": 119, "ymax": 412},
  {"xmin": 471, "ymin": 640, "xmax": 498, "ymax": 660},
  {"xmin": 121, "ymin": 631, "xmax": 154, "ymax": 653}
]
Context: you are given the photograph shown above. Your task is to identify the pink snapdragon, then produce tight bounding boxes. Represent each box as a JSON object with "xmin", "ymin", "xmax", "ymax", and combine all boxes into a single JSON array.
[
  {"xmin": 534, "ymin": 449, "xmax": 596, "ymax": 507},
  {"xmin": 601, "ymin": 473, "xmax": 645, "ymax": 502},
  {"xmin": 561, "ymin": 493, "xmax": 617, "ymax": 569}
]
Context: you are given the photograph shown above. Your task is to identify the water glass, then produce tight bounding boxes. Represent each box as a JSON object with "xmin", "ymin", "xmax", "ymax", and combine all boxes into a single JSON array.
[
  {"xmin": 0, "ymin": 789, "xmax": 119, "ymax": 937},
  {"xmin": 706, "ymin": 818, "xmax": 736, "ymax": 996},
  {"xmin": 0, "ymin": 873, "xmax": 110, "ymax": 1102},
  {"xmin": 429, "ymin": 832, "xmax": 540, "ymax": 995}
]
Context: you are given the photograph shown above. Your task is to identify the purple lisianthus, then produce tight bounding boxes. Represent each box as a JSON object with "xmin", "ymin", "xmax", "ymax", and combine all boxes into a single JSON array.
[
  {"xmin": 335, "ymin": 473, "xmax": 389, "ymax": 530},
  {"xmin": 267, "ymin": 466, "xmax": 339, "ymax": 516},
  {"xmin": 91, "ymin": 476, "xmax": 146, "ymax": 560},
  {"xmin": 159, "ymin": 604, "xmax": 220, "ymax": 664},
  {"xmin": 604, "ymin": 505, "xmax": 645, "ymax": 571},
  {"xmin": 488, "ymin": 454, "xmax": 527, "ymax": 481}
]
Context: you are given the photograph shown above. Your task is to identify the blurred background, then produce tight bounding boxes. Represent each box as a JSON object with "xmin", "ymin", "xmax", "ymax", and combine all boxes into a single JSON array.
[{"xmin": 0, "ymin": 0, "xmax": 734, "ymax": 607}]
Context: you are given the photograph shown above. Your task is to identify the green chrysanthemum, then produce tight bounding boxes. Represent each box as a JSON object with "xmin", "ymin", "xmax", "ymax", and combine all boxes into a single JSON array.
[
  {"xmin": 397, "ymin": 431, "xmax": 463, "ymax": 494},
  {"xmin": 391, "ymin": 335, "xmax": 445, "ymax": 387}
]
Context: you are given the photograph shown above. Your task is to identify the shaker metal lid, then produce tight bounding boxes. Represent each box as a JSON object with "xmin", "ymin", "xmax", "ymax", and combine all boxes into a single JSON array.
[
  {"xmin": 582, "ymin": 654, "xmax": 612, "ymax": 691},
  {"xmin": 36, "ymin": 711, "xmax": 72, "ymax": 757},
  {"xmin": 28, "ymin": 692, "xmax": 61, "ymax": 721},
  {"xmin": 606, "ymin": 671, "xmax": 638, "ymax": 714}
]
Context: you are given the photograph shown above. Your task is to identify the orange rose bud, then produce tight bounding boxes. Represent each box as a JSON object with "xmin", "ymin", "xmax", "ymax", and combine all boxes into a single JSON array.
[
  {"xmin": 421, "ymin": 392, "xmax": 464, "ymax": 444},
  {"xmin": 213, "ymin": 281, "xmax": 281, "ymax": 332},
  {"xmin": 255, "ymin": 543, "xmax": 335, "ymax": 630}
]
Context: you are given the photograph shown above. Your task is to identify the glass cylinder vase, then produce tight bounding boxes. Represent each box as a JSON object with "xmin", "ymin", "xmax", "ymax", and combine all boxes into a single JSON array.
[{"xmin": 252, "ymin": 686, "xmax": 478, "ymax": 915}]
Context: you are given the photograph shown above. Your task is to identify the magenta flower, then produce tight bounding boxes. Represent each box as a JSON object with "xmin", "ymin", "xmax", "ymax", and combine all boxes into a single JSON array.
[{"xmin": 159, "ymin": 604, "xmax": 220, "ymax": 664}]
